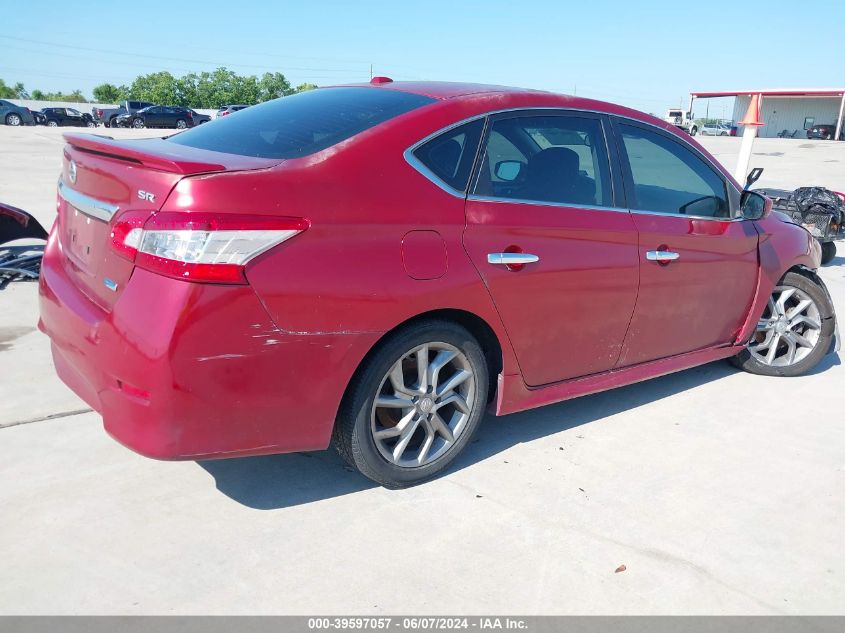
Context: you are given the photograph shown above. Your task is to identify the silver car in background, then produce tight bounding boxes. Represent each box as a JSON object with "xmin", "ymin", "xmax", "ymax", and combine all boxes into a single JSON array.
[{"xmin": 699, "ymin": 122, "xmax": 730, "ymax": 136}]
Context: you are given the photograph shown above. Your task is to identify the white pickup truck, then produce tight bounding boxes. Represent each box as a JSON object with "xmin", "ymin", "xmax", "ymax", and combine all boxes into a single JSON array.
[{"xmin": 664, "ymin": 108, "xmax": 698, "ymax": 136}]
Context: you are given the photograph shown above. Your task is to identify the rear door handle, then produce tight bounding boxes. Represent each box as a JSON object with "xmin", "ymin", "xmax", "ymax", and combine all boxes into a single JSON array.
[
  {"xmin": 645, "ymin": 250, "xmax": 680, "ymax": 262},
  {"xmin": 487, "ymin": 253, "xmax": 540, "ymax": 266}
]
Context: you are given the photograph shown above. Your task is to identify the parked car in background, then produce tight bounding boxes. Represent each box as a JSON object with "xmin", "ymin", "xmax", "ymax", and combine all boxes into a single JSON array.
[
  {"xmin": 187, "ymin": 109, "xmax": 211, "ymax": 125},
  {"xmin": 92, "ymin": 100, "xmax": 155, "ymax": 127},
  {"xmin": 806, "ymin": 124, "xmax": 843, "ymax": 140},
  {"xmin": 41, "ymin": 107, "xmax": 97, "ymax": 128},
  {"xmin": 41, "ymin": 81, "xmax": 838, "ymax": 488},
  {"xmin": 127, "ymin": 106, "xmax": 195, "ymax": 129},
  {"xmin": 0, "ymin": 100, "xmax": 35, "ymax": 126},
  {"xmin": 216, "ymin": 104, "xmax": 249, "ymax": 118},
  {"xmin": 663, "ymin": 108, "xmax": 698, "ymax": 135},
  {"xmin": 699, "ymin": 123, "xmax": 730, "ymax": 136}
]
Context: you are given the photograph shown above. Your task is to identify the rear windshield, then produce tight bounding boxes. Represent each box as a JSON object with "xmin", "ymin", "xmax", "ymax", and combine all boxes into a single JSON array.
[{"xmin": 169, "ymin": 87, "xmax": 436, "ymax": 159}]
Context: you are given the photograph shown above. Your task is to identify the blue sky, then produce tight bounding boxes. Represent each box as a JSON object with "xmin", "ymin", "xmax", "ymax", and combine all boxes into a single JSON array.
[{"xmin": 2, "ymin": 0, "xmax": 842, "ymax": 117}]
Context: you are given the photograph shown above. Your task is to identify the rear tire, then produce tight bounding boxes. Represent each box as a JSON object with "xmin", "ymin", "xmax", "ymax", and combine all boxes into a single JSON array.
[
  {"xmin": 175, "ymin": 119, "xmax": 187, "ymax": 129},
  {"xmin": 820, "ymin": 241, "xmax": 837, "ymax": 265},
  {"xmin": 732, "ymin": 271, "xmax": 834, "ymax": 377},
  {"xmin": 333, "ymin": 320, "xmax": 489, "ymax": 488},
  {"xmin": 5, "ymin": 113, "xmax": 21, "ymax": 126}
]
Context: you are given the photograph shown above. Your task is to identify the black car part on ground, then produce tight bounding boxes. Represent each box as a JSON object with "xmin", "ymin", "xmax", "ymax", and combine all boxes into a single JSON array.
[
  {"xmin": 756, "ymin": 187, "xmax": 845, "ymax": 244},
  {"xmin": 0, "ymin": 203, "xmax": 48, "ymax": 289}
]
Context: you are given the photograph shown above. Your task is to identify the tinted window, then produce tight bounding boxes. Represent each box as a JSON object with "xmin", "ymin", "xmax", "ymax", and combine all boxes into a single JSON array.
[
  {"xmin": 412, "ymin": 119, "xmax": 483, "ymax": 192},
  {"xmin": 170, "ymin": 88, "xmax": 434, "ymax": 159},
  {"xmin": 620, "ymin": 124, "xmax": 728, "ymax": 218},
  {"xmin": 473, "ymin": 114, "xmax": 612, "ymax": 207}
]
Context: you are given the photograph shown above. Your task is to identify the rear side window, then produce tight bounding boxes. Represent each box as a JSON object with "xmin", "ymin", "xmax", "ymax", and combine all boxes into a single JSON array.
[
  {"xmin": 473, "ymin": 114, "xmax": 612, "ymax": 207},
  {"xmin": 412, "ymin": 119, "xmax": 484, "ymax": 192},
  {"xmin": 619, "ymin": 124, "xmax": 729, "ymax": 218},
  {"xmin": 169, "ymin": 87, "xmax": 436, "ymax": 159}
]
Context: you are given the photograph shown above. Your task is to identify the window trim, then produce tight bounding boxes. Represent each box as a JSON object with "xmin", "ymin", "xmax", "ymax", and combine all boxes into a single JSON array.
[
  {"xmin": 468, "ymin": 109, "xmax": 620, "ymax": 210},
  {"xmin": 404, "ymin": 107, "xmax": 740, "ymax": 219},
  {"xmin": 403, "ymin": 115, "xmax": 490, "ymax": 197},
  {"xmin": 610, "ymin": 116, "xmax": 740, "ymax": 221}
]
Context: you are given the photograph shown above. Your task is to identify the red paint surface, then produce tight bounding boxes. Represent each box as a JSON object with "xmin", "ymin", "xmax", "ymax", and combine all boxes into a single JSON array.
[{"xmin": 39, "ymin": 82, "xmax": 822, "ymax": 460}]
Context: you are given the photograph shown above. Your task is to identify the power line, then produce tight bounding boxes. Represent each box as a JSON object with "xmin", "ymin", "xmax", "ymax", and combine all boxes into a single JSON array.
[{"xmin": 0, "ymin": 34, "xmax": 365, "ymax": 74}]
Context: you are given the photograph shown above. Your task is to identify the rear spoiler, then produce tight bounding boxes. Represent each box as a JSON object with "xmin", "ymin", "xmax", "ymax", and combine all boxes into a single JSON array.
[{"xmin": 63, "ymin": 133, "xmax": 227, "ymax": 175}]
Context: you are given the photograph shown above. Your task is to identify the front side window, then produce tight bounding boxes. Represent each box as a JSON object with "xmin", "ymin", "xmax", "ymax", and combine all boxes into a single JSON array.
[
  {"xmin": 412, "ymin": 119, "xmax": 484, "ymax": 192},
  {"xmin": 170, "ymin": 87, "xmax": 435, "ymax": 159},
  {"xmin": 619, "ymin": 124, "xmax": 729, "ymax": 218},
  {"xmin": 472, "ymin": 114, "xmax": 611, "ymax": 207}
]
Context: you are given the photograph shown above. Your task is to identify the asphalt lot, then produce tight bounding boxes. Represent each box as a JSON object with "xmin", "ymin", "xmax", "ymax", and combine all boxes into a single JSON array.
[{"xmin": 1, "ymin": 126, "xmax": 844, "ymax": 614}]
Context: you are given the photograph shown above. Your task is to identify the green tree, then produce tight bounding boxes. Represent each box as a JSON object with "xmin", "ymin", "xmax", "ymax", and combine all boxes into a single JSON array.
[
  {"xmin": 92, "ymin": 83, "xmax": 124, "ymax": 103},
  {"xmin": 13, "ymin": 82, "xmax": 29, "ymax": 99},
  {"xmin": 129, "ymin": 71, "xmax": 179, "ymax": 105},
  {"xmin": 31, "ymin": 89, "xmax": 45, "ymax": 100},
  {"xmin": 295, "ymin": 82, "xmax": 318, "ymax": 93},
  {"xmin": 258, "ymin": 72, "xmax": 292, "ymax": 101},
  {"xmin": 0, "ymin": 79, "xmax": 16, "ymax": 98}
]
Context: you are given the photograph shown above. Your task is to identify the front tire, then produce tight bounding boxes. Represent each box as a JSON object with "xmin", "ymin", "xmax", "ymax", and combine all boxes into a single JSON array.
[
  {"xmin": 46, "ymin": 120, "xmax": 58, "ymax": 127},
  {"xmin": 333, "ymin": 320, "xmax": 489, "ymax": 488},
  {"xmin": 132, "ymin": 118, "xmax": 145, "ymax": 129},
  {"xmin": 821, "ymin": 241, "xmax": 837, "ymax": 265},
  {"xmin": 732, "ymin": 271, "xmax": 834, "ymax": 377},
  {"xmin": 689, "ymin": 126, "xmax": 698, "ymax": 136}
]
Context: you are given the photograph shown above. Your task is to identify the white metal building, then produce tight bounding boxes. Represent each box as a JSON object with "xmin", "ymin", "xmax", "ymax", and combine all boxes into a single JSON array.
[{"xmin": 689, "ymin": 89, "xmax": 845, "ymax": 139}]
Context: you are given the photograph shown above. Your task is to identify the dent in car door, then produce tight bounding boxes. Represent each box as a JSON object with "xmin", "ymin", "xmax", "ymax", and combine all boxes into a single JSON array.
[
  {"xmin": 462, "ymin": 111, "xmax": 639, "ymax": 386},
  {"xmin": 612, "ymin": 119, "xmax": 759, "ymax": 366}
]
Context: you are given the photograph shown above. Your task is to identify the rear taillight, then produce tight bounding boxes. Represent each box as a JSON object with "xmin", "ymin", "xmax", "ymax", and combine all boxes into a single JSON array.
[
  {"xmin": 110, "ymin": 212, "xmax": 308, "ymax": 284},
  {"xmin": 220, "ymin": 111, "xmax": 229, "ymax": 116}
]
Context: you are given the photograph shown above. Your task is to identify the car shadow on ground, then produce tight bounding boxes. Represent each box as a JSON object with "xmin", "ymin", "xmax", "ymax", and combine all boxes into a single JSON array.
[{"xmin": 198, "ymin": 359, "xmax": 754, "ymax": 510}]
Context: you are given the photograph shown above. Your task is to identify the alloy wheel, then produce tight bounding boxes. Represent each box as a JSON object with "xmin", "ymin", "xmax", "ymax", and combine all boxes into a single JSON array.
[
  {"xmin": 47, "ymin": 121, "xmax": 58, "ymax": 127},
  {"xmin": 371, "ymin": 342, "xmax": 476, "ymax": 468},
  {"xmin": 748, "ymin": 285, "xmax": 822, "ymax": 367},
  {"xmin": 7, "ymin": 114, "xmax": 21, "ymax": 126}
]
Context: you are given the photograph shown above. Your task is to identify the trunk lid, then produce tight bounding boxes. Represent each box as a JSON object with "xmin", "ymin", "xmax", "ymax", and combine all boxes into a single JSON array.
[{"xmin": 57, "ymin": 133, "xmax": 278, "ymax": 310}]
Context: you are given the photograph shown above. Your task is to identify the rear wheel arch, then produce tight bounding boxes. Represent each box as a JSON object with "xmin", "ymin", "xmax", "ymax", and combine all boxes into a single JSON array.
[{"xmin": 338, "ymin": 309, "xmax": 504, "ymax": 419}]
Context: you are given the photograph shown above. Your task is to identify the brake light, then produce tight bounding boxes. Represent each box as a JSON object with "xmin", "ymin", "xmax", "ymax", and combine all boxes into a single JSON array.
[
  {"xmin": 110, "ymin": 212, "xmax": 308, "ymax": 283},
  {"xmin": 834, "ymin": 191, "xmax": 845, "ymax": 203}
]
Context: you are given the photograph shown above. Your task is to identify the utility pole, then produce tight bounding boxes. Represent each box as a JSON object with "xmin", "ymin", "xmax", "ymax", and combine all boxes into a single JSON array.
[{"xmin": 370, "ymin": 64, "xmax": 373, "ymax": 80}]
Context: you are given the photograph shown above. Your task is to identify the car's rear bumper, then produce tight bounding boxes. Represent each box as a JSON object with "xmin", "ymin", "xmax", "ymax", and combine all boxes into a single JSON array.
[{"xmin": 38, "ymin": 232, "xmax": 380, "ymax": 460}]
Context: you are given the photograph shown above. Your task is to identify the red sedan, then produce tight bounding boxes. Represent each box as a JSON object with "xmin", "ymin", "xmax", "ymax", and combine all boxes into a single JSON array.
[{"xmin": 39, "ymin": 79, "xmax": 838, "ymax": 487}]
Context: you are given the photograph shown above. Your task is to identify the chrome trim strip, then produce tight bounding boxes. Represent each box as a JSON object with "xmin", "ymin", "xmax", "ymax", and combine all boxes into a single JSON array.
[
  {"xmin": 626, "ymin": 208, "xmax": 742, "ymax": 222},
  {"xmin": 467, "ymin": 194, "xmax": 630, "ymax": 214},
  {"xmin": 57, "ymin": 179, "xmax": 119, "ymax": 222}
]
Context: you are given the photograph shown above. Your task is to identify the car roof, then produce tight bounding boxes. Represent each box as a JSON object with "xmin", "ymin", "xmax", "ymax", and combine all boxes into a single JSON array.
[{"xmin": 338, "ymin": 80, "xmax": 547, "ymax": 100}]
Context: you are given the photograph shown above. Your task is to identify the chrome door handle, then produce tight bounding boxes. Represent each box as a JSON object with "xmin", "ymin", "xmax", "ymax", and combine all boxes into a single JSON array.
[
  {"xmin": 646, "ymin": 250, "xmax": 680, "ymax": 262},
  {"xmin": 487, "ymin": 253, "xmax": 540, "ymax": 266}
]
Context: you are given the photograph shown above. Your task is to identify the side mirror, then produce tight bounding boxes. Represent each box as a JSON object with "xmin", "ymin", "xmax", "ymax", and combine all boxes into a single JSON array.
[
  {"xmin": 740, "ymin": 190, "xmax": 772, "ymax": 220},
  {"xmin": 494, "ymin": 160, "xmax": 524, "ymax": 182}
]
